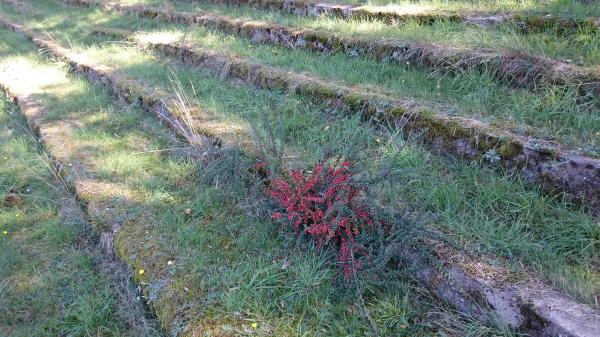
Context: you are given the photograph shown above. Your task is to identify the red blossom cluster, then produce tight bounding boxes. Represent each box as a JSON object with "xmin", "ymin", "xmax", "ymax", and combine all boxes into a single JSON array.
[{"xmin": 267, "ymin": 160, "xmax": 375, "ymax": 279}]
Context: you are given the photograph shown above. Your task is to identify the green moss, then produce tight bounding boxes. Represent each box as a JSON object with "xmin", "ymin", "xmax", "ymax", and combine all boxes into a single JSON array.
[
  {"xmin": 230, "ymin": 60, "xmax": 252, "ymax": 79},
  {"xmin": 300, "ymin": 81, "xmax": 338, "ymax": 99},
  {"xmin": 498, "ymin": 140, "xmax": 523, "ymax": 159},
  {"xmin": 302, "ymin": 29, "xmax": 331, "ymax": 45},
  {"xmin": 388, "ymin": 105, "xmax": 409, "ymax": 117},
  {"xmin": 365, "ymin": 103, "xmax": 378, "ymax": 118},
  {"xmin": 344, "ymin": 92, "xmax": 365, "ymax": 109}
]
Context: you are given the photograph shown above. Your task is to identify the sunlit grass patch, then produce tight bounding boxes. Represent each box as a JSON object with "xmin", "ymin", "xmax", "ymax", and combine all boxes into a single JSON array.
[
  {"xmin": 0, "ymin": 93, "xmax": 135, "ymax": 336},
  {"xmin": 11, "ymin": 0, "xmax": 598, "ymax": 153}
]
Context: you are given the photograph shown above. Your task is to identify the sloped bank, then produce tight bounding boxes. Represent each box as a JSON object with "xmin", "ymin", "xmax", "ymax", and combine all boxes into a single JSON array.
[
  {"xmin": 61, "ymin": 0, "xmax": 600, "ymax": 97},
  {"xmin": 92, "ymin": 26, "xmax": 600, "ymax": 215},
  {"xmin": 0, "ymin": 20, "xmax": 216, "ymax": 336},
  {"xmin": 2, "ymin": 15, "xmax": 600, "ymax": 337},
  {"xmin": 1, "ymin": 0, "xmax": 41, "ymax": 15},
  {"xmin": 180, "ymin": 0, "xmax": 464, "ymax": 24}
]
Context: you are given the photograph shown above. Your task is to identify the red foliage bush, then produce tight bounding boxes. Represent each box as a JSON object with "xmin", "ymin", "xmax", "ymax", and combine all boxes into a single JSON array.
[{"xmin": 267, "ymin": 160, "xmax": 376, "ymax": 279}]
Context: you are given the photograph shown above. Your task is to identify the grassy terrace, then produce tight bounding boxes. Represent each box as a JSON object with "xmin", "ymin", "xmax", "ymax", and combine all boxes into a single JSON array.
[
  {"xmin": 0, "ymin": 0, "xmax": 599, "ymax": 335},
  {"xmin": 125, "ymin": 0, "xmax": 600, "ymax": 66},
  {"xmin": 11, "ymin": 0, "xmax": 600, "ymax": 155},
  {"xmin": 304, "ymin": 0, "xmax": 600, "ymax": 17},
  {"xmin": 0, "ymin": 90, "xmax": 159, "ymax": 334},
  {"xmin": 0, "ymin": 13, "xmax": 523, "ymax": 337},
  {"xmin": 4, "ymin": 0, "xmax": 600, "ymax": 302}
]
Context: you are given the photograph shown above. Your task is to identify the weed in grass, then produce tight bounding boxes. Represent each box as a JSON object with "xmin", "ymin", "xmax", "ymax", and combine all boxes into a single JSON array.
[{"xmin": 268, "ymin": 159, "xmax": 379, "ymax": 279}]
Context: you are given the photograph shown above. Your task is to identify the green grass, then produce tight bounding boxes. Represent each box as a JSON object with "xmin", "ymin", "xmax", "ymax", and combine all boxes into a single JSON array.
[
  {"xmin": 287, "ymin": 0, "xmax": 600, "ymax": 17},
  {"xmin": 0, "ymin": 24, "xmax": 512, "ymax": 337},
  {"xmin": 2, "ymin": 0, "xmax": 599, "ymax": 310},
  {"xmin": 0, "ymin": 92, "xmax": 148, "ymax": 336},
  {"xmin": 1, "ymin": 1, "xmax": 599, "ymax": 335},
  {"xmin": 125, "ymin": 0, "xmax": 600, "ymax": 66},
  {"xmin": 6, "ymin": 0, "xmax": 599, "ymax": 155}
]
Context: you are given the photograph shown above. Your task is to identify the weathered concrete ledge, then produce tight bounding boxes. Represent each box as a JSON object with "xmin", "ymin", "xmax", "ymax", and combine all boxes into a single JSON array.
[
  {"xmin": 2, "ymin": 15, "xmax": 600, "ymax": 337},
  {"xmin": 183, "ymin": 0, "xmax": 600, "ymax": 34},
  {"xmin": 60, "ymin": 0, "xmax": 600, "ymax": 98},
  {"xmin": 93, "ymin": 26, "xmax": 600, "ymax": 215}
]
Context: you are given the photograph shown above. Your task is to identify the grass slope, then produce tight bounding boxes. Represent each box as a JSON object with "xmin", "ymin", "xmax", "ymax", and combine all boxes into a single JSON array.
[
  {"xmin": 124, "ymin": 0, "xmax": 600, "ymax": 66},
  {"xmin": 2, "ymin": 0, "xmax": 599, "ymax": 309},
  {"xmin": 0, "ymin": 24, "xmax": 515, "ymax": 337},
  {"xmin": 288, "ymin": 0, "xmax": 600, "ymax": 17},
  {"xmin": 1, "ymin": 1, "xmax": 599, "ymax": 335}
]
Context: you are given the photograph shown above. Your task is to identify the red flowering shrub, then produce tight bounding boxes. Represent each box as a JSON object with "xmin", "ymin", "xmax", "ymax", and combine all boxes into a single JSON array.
[{"xmin": 267, "ymin": 160, "xmax": 376, "ymax": 279}]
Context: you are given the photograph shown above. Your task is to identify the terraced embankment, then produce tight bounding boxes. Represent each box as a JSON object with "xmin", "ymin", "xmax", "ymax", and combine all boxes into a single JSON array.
[
  {"xmin": 55, "ymin": 0, "xmax": 600, "ymax": 215},
  {"xmin": 0, "ymin": 11, "xmax": 399, "ymax": 336},
  {"xmin": 89, "ymin": 26, "xmax": 600, "ymax": 215},
  {"xmin": 2, "ymin": 9, "xmax": 600, "ymax": 336},
  {"xmin": 0, "ymin": 13, "xmax": 494, "ymax": 337},
  {"xmin": 0, "ymin": 22, "xmax": 228, "ymax": 336},
  {"xmin": 63, "ymin": 0, "xmax": 600, "ymax": 95},
  {"xmin": 179, "ymin": 0, "xmax": 466, "ymax": 23},
  {"xmin": 53, "ymin": 0, "xmax": 600, "ymax": 150},
  {"xmin": 1, "ymin": 0, "xmax": 599, "ymax": 336},
  {"xmin": 178, "ymin": 0, "xmax": 600, "ymax": 34}
]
